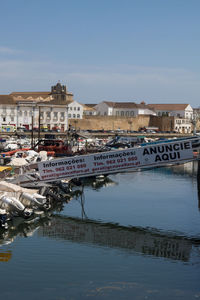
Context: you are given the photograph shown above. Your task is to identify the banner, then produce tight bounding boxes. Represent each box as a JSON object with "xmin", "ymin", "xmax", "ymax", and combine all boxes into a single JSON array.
[{"xmin": 38, "ymin": 137, "xmax": 199, "ymax": 182}]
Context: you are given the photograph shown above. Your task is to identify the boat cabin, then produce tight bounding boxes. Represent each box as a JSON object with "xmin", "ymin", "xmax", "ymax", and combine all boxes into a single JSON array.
[{"xmin": 37, "ymin": 139, "xmax": 73, "ymax": 156}]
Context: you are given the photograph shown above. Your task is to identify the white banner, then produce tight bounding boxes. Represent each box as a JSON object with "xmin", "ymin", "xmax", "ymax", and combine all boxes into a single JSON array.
[{"xmin": 38, "ymin": 137, "xmax": 199, "ymax": 182}]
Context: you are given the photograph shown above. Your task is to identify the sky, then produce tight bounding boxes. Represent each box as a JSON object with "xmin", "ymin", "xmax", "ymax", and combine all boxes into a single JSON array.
[{"xmin": 0, "ymin": 0, "xmax": 200, "ymax": 107}]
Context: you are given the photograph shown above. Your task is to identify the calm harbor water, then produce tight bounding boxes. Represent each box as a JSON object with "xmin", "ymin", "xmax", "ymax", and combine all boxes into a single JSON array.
[{"xmin": 0, "ymin": 162, "xmax": 200, "ymax": 300}]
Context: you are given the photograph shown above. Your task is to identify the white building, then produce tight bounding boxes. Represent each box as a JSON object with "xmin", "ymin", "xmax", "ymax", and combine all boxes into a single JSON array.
[
  {"xmin": 83, "ymin": 104, "xmax": 97, "ymax": 116},
  {"xmin": 94, "ymin": 101, "xmax": 156, "ymax": 117},
  {"xmin": 174, "ymin": 118, "xmax": 192, "ymax": 133},
  {"xmin": 148, "ymin": 104, "xmax": 193, "ymax": 119},
  {"xmin": 0, "ymin": 96, "xmax": 17, "ymax": 131},
  {"xmin": 0, "ymin": 82, "xmax": 75, "ymax": 132},
  {"xmin": 68, "ymin": 100, "xmax": 84, "ymax": 119}
]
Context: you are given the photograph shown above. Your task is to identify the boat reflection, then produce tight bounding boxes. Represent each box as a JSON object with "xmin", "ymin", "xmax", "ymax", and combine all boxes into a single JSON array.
[
  {"xmin": 70, "ymin": 174, "xmax": 118, "ymax": 191},
  {"xmin": 0, "ymin": 214, "xmax": 51, "ymax": 253},
  {"xmin": 0, "ymin": 251, "xmax": 12, "ymax": 262}
]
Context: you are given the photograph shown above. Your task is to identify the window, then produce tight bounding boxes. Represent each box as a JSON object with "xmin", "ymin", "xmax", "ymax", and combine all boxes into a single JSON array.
[
  {"xmin": 126, "ymin": 111, "xmax": 129, "ymax": 116},
  {"xmin": 24, "ymin": 111, "xmax": 27, "ymax": 117},
  {"xmin": 116, "ymin": 111, "xmax": 119, "ymax": 116},
  {"xmin": 68, "ymin": 114, "xmax": 71, "ymax": 118},
  {"xmin": 77, "ymin": 114, "xmax": 80, "ymax": 118},
  {"xmin": 3, "ymin": 117, "xmax": 6, "ymax": 122},
  {"xmin": 60, "ymin": 112, "xmax": 65, "ymax": 121},
  {"xmin": 19, "ymin": 111, "xmax": 22, "ymax": 116},
  {"xmin": 77, "ymin": 107, "xmax": 80, "ymax": 111},
  {"xmin": 11, "ymin": 116, "xmax": 14, "ymax": 122},
  {"xmin": 130, "ymin": 111, "xmax": 134, "ymax": 116},
  {"xmin": 121, "ymin": 111, "xmax": 124, "ymax": 116},
  {"xmin": 74, "ymin": 107, "xmax": 76, "ymax": 111},
  {"xmin": 73, "ymin": 114, "xmax": 76, "ymax": 118},
  {"xmin": 40, "ymin": 112, "xmax": 44, "ymax": 119},
  {"xmin": 46, "ymin": 111, "xmax": 51, "ymax": 119},
  {"xmin": 70, "ymin": 107, "xmax": 72, "ymax": 111}
]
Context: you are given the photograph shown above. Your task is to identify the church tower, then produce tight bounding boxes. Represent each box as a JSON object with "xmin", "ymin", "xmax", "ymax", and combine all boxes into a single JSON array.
[{"xmin": 50, "ymin": 82, "xmax": 67, "ymax": 102}]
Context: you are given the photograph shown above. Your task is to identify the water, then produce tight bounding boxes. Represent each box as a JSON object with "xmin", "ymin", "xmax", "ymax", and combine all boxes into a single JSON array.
[{"xmin": 0, "ymin": 162, "xmax": 200, "ymax": 299}]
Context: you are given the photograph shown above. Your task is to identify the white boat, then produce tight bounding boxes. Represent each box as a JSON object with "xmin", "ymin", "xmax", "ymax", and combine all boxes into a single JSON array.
[
  {"xmin": 0, "ymin": 194, "xmax": 25, "ymax": 213},
  {"xmin": 20, "ymin": 192, "xmax": 47, "ymax": 208},
  {"xmin": 0, "ymin": 181, "xmax": 48, "ymax": 218}
]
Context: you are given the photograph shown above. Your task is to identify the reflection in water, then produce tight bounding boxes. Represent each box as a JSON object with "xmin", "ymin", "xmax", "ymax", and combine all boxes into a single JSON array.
[
  {"xmin": 197, "ymin": 160, "xmax": 200, "ymax": 210},
  {"xmin": 0, "ymin": 251, "xmax": 11, "ymax": 262},
  {"xmin": 0, "ymin": 161, "xmax": 200, "ymax": 264},
  {"xmin": 168, "ymin": 160, "xmax": 200, "ymax": 209},
  {"xmin": 139, "ymin": 161, "xmax": 200, "ymax": 209},
  {"xmin": 0, "ymin": 214, "xmax": 51, "ymax": 261},
  {"xmin": 38, "ymin": 214, "xmax": 200, "ymax": 262},
  {"xmin": 72, "ymin": 174, "xmax": 118, "ymax": 190},
  {"xmin": 150, "ymin": 161, "xmax": 198, "ymax": 178},
  {"xmin": 1, "ymin": 212, "xmax": 199, "ymax": 263}
]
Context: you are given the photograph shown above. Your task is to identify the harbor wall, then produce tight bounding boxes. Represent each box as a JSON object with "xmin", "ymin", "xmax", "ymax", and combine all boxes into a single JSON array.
[
  {"xmin": 69, "ymin": 115, "xmax": 150, "ymax": 131},
  {"xmin": 69, "ymin": 115, "xmax": 175, "ymax": 131}
]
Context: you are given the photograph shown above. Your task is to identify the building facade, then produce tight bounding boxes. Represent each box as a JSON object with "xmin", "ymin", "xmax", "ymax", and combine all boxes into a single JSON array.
[
  {"xmin": 68, "ymin": 100, "xmax": 84, "ymax": 119},
  {"xmin": 147, "ymin": 104, "xmax": 193, "ymax": 119},
  {"xmin": 0, "ymin": 82, "xmax": 74, "ymax": 132},
  {"xmin": 83, "ymin": 104, "xmax": 97, "ymax": 116},
  {"xmin": 94, "ymin": 101, "xmax": 156, "ymax": 117}
]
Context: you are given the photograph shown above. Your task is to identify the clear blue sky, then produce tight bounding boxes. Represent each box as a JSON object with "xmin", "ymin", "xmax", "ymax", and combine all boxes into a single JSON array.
[{"xmin": 0, "ymin": 0, "xmax": 200, "ymax": 107}]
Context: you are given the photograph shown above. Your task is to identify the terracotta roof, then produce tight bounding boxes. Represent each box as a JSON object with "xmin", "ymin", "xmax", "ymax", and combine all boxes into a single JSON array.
[
  {"xmin": 84, "ymin": 104, "xmax": 97, "ymax": 108},
  {"xmin": 103, "ymin": 101, "xmax": 150, "ymax": 109},
  {"xmin": 83, "ymin": 104, "xmax": 96, "ymax": 111},
  {"xmin": 38, "ymin": 98, "xmax": 73, "ymax": 106},
  {"xmin": 148, "ymin": 104, "xmax": 189, "ymax": 110},
  {"xmin": 10, "ymin": 91, "xmax": 50, "ymax": 95},
  {"xmin": 103, "ymin": 101, "xmax": 116, "ymax": 107},
  {"xmin": 0, "ymin": 95, "xmax": 15, "ymax": 105},
  {"xmin": 114, "ymin": 102, "xmax": 141, "ymax": 109}
]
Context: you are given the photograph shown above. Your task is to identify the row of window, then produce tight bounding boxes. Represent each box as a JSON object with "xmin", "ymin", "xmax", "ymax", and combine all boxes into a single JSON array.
[
  {"xmin": 1, "ymin": 117, "xmax": 15, "ymax": 122},
  {"xmin": 175, "ymin": 119, "xmax": 191, "ymax": 124},
  {"xmin": 69, "ymin": 107, "xmax": 81, "ymax": 111},
  {"xmin": 115, "ymin": 111, "xmax": 135, "ymax": 116},
  {"xmin": 40, "ymin": 112, "xmax": 81, "ymax": 119},
  {"xmin": 68, "ymin": 114, "xmax": 80, "ymax": 118},
  {"xmin": 1, "ymin": 113, "xmax": 81, "ymax": 121},
  {"xmin": 40, "ymin": 112, "xmax": 65, "ymax": 118},
  {"xmin": 175, "ymin": 126, "xmax": 191, "ymax": 133},
  {"xmin": 157, "ymin": 112, "xmax": 169, "ymax": 116}
]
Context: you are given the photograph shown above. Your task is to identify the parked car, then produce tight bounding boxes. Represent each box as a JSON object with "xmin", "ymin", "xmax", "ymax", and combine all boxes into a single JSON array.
[
  {"xmin": 17, "ymin": 126, "xmax": 28, "ymax": 132},
  {"xmin": 41, "ymin": 126, "xmax": 49, "ymax": 132},
  {"xmin": 52, "ymin": 126, "xmax": 61, "ymax": 132}
]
